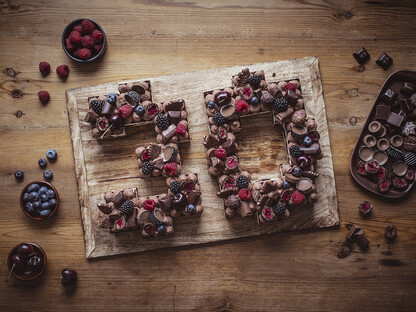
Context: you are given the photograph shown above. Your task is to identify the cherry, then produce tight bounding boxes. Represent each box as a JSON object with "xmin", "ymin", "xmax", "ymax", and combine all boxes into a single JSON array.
[
  {"xmin": 11, "ymin": 254, "xmax": 26, "ymax": 270},
  {"xmin": 17, "ymin": 243, "xmax": 34, "ymax": 256},
  {"xmin": 109, "ymin": 114, "xmax": 124, "ymax": 129},
  {"xmin": 214, "ymin": 91, "xmax": 231, "ymax": 106},
  {"xmin": 27, "ymin": 256, "xmax": 43, "ymax": 271},
  {"xmin": 61, "ymin": 268, "xmax": 78, "ymax": 286}
]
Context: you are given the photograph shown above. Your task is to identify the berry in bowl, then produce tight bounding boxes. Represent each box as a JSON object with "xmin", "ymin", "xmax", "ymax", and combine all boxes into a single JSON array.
[
  {"xmin": 20, "ymin": 181, "xmax": 59, "ymax": 220},
  {"xmin": 62, "ymin": 18, "xmax": 106, "ymax": 62},
  {"xmin": 7, "ymin": 242, "xmax": 47, "ymax": 281}
]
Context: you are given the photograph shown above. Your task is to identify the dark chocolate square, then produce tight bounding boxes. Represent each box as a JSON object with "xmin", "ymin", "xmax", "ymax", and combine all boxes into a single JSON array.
[
  {"xmin": 387, "ymin": 112, "xmax": 405, "ymax": 127},
  {"xmin": 376, "ymin": 52, "xmax": 393, "ymax": 70},
  {"xmin": 382, "ymin": 89, "xmax": 397, "ymax": 104},
  {"xmin": 353, "ymin": 47, "xmax": 370, "ymax": 64},
  {"xmin": 375, "ymin": 104, "xmax": 390, "ymax": 120}
]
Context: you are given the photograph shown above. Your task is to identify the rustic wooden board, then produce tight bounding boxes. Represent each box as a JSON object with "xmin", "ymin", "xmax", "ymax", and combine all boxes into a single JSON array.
[{"xmin": 66, "ymin": 57, "xmax": 339, "ymax": 258}]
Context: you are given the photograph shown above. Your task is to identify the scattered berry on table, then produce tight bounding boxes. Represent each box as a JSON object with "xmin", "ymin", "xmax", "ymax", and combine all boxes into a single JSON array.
[
  {"xmin": 46, "ymin": 149, "xmax": 57, "ymax": 161},
  {"xmin": 56, "ymin": 65, "xmax": 69, "ymax": 78},
  {"xmin": 15, "ymin": 170, "xmax": 24, "ymax": 180},
  {"xmin": 39, "ymin": 62, "xmax": 50, "ymax": 75},
  {"xmin": 38, "ymin": 91, "xmax": 50, "ymax": 104},
  {"xmin": 43, "ymin": 170, "xmax": 53, "ymax": 181},
  {"xmin": 38, "ymin": 158, "xmax": 47, "ymax": 168}
]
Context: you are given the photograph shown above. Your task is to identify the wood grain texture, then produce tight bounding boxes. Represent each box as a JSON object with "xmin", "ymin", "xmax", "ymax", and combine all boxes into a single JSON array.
[
  {"xmin": 66, "ymin": 57, "xmax": 339, "ymax": 258},
  {"xmin": 1, "ymin": 0, "xmax": 416, "ymax": 311}
]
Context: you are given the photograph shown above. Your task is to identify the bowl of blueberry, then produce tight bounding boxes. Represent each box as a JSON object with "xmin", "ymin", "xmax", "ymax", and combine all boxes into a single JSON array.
[
  {"xmin": 7, "ymin": 242, "xmax": 47, "ymax": 281},
  {"xmin": 20, "ymin": 181, "xmax": 59, "ymax": 220}
]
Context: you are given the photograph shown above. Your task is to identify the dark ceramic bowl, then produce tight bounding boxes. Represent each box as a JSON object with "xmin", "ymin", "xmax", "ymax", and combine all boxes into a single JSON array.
[
  {"xmin": 62, "ymin": 18, "xmax": 107, "ymax": 62},
  {"xmin": 7, "ymin": 242, "xmax": 47, "ymax": 281},
  {"xmin": 20, "ymin": 181, "xmax": 59, "ymax": 220}
]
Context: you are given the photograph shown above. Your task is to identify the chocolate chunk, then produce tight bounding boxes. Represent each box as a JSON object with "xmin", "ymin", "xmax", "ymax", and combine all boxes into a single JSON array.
[
  {"xmin": 375, "ymin": 104, "xmax": 390, "ymax": 120},
  {"xmin": 286, "ymin": 90, "xmax": 301, "ymax": 105},
  {"xmin": 382, "ymin": 89, "xmax": 397, "ymax": 104},
  {"xmin": 386, "ymin": 146, "xmax": 404, "ymax": 159},
  {"xmin": 98, "ymin": 203, "xmax": 113, "ymax": 214},
  {"xmin": 222, "ymin": 140, "xmax": 238, "ymax": 155},
  {"xmin": 238, "ymin": 200, "xmax": 252, "ymax": 217},
  {"xmin": 84, "ymin": 111, "xmax": 98, "ymax": 123},
  {"xmin": 400, "ymin": 99, "xmax": 414, "ymax": 113},
  {"xmin": 400, "ymin": 82, "xmax": 416, "ymax": 95},
  {"xmin": 354, "ymin": 229, "xmax": 369, "ymax": 249},
  {"xmin": 108, "ymin": 209, "xmax": 122, "ymax": 220},
  {"xmin": 376, "ymin": 52, "xmax": 393, "ymax": 70},
  {"xmin": 299, "ymin": 143, "xmax": 320, "ymax": 155},
  {"xmin": 165, "ymin": 100, "xmax": 184, "ymax": 111},
  {"xmin": 162, "ymin": 124, "xmax": 177, "ymax": 140},
  {"xmin": 167, "ymin": 111, "xmax": 181, "ymax": 125},
  {"xmin": 187, "ymin": 190, "xmax": 201, "ymax": 205},
  {"xmin": 111, "ymin": 191, "xmax": 124, "ymax": 206},
  {"xmin": 204, "ymin": 134, "xmax": 220, "ymax": 149},
  {"xmin": 353, "ymin": 47, "xmax": 370, "ymax": 64},
  {"xmin": 211, "ymin": 156, "xmax": 225, "ymax": 171},
  {"xmin": 159, "ymin": 197, "xmax": 171, "ymax": 211},
  {"xmin": 148, "ymin": 144, "xmax": 161, "ymax": 159},
  {"xmin": 153, "ymin": 159, "xmax": 164, "ymax": 170},
  {"xmin": 126, "ymin": 207, "xmax": 138, "ymax": 229},
  {"xmin": 387, "ymin": 112, "xmax": 405, "ymax": 127},
  {"xmin": 101, "ymin": 101, "xmax": 115, "ymax": 116}
]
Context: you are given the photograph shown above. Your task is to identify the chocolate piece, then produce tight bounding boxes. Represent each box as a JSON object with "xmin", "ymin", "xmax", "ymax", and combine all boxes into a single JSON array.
[
  {"xmin": 368, "ymin": 121, "xmax": 382, "ymax": 135},
  {"xmin": 148, "ymin": 144, "xmax": 161, "ymax": 159},
  {"xmin": 375, "ymin": 104, "xmax": 390, "ymax": 120},
  {"xmin": 386, "ymin": 146, "xmax": 404, "ymax": 159},
  {"xmin": 143, "ymin": 222, "xmax": 157, "ymax": 235},
  {"xmin": 222, "ymin": 140, "xmax": 238, "ymax": 155},
  {"xmin": 299, "ymin": 143, "xmax": 320, "ymax": 155},
  {"xmin": 98, "ymin": 203, "xmax": 113, "ymax": 214},
  {"xmin": 404, "ymin": 152, "xmax": 416, "ymax": 166},
  {"xmin": 211, "ymin": 156, "xmax": 225, "ymax": 171},
  {"xmin": 158, "ymin": 197, "xmax": 171, "ymax": 211},
  {"xmin": 390, "ymin": 135, "xmax": 403, "ymax": 148},
  {"xmin": 404, "ymin": 136, "xmax": 416, "ymax": 151},
  {"xmin": 167, "ymin": 111, "xmax": 181, "ymax": 125},
  {"xmin": 131, "ymin": 82, "xmax": 147, "ymax": 95},
  {"xmin": 363, "ymin": 134, "xmax": 377, "ymax": 147},
  {"xmin": 238, "ymin": 200, "xmax": 252, "ymax": 217},
  {"xmin": 400, "ymin": 99, "xmax": 414, "ymax": 113},
  {"xmin": 400, "ymin": 82, "xmax": 416, "ymax": 95},
  {"xmin": 126, "ymin": 207, "xmax": 138, "ymax": 229},
  {"xmin": 291, "ymin": 125, "xmax": 308, "ymax": 141},
  {"xmin": 108, "ymin": 209, "xmax": 122, "ymax": 220},
  {"xmin": 101, "ymin": 101, "xmax": 115, "ymax": 116},
  {"xmin": 377, "ymin": 180, "xmax": 391, "ymax": 193},
  {"xmin": 150, "ymin": 208, "xmax": 167, "ymax": 226},
  {"xmin": 296, "ymin": 178, "xmax": 313, "ymax": 195},
  {"xmin": 204, "ymin": 134, "xmax": 220, "ymax": 149},
  {"xmin": 220, "ymin": 104, "xmax": 236, "ymax": 120},
  {"xmin": 402, "ymin": 122, "xmax": 416, "ymax": 137},
  {"xmin": 111, "ymin": 216, "xmax": 126, "ymax": 233},
  {"xmin": 111, "ymin": 191, "xmax": 124, "ymax": 206},
  {"xmin": 84, "ymin": 111, "xmax": 98, "ymax": 123},
  {"xmin": 393, "ymin": 161, "xmax": 408, "ymax": 176},
  {"xmin": 286, "ymin": 89, "xmax": 301, "ymax": 105},
  {"xmin": 162, "ymin": 146, "xmax": 177, "ymax": 162},
  {"xmin": 162, "ymin": 124, "xmax": 177, "ymax": 140},
  {"xmin": 385, "ymin": 225, "xmax": 397, "ymax": 240},
  {"xmin": 153, "ymin": 159, "xmax": 164, "ymax": 170},
  {"xmin": 358, "ymin": 146, "xmax": 374, "ymax": 162},
  {"xmin": 354, "ymin": 229, "xmax": 369, "ymax": 249},
  {"xmin": 187, "ymin": 190, "xmax": 201, "ymax": 205},
  {"xmin": 373, "ymin": 150, "xmax": 388, "ymax": 166},
  {"xmin": 353, "ymin": 47, "xmax": 370, "ymax": 64},
  {"xmin": 382, "ymin": 89, "xmax": 397, "ymax": 104},
  {"xmin": 376, "ymin": 52, "xmax": 393, "ymax": 70},
  {"xmin": 387, "ymin": 112, "xmax": 405, "ymax": 127},
  {"xmin": 227, "ymin": 194, "xmax": 240, "ymax": 210},
  {"xmin": 165, "ymin": 100, "xmax": 184, "ymax": 111}
]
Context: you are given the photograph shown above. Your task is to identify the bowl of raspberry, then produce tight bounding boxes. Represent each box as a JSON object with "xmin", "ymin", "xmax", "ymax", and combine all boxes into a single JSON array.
[{"xmin": 62, "ymin": 18, "xmax": 106, "ymax": 62}]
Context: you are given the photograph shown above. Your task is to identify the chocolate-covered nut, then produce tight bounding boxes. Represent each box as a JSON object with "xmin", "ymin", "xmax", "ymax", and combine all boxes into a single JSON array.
[
  {"xmin": 165, "ymin": 100, "xmax": 184, "ymax": 111},
  {"xmin": 376, "ymin": 52, "xmax": 393, "ymax": 70},
  {"xmin": 226, "ymin": 194, "xmax": 240, "ymax": 210},
  {"xmin": 353, "ymin": 47, "xmax": 370, "ymax": 64}
]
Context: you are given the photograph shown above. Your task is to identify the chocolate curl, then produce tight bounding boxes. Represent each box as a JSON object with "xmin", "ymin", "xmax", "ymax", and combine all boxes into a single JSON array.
[{"xmin": 239, "ymin": 201, "xmax": 253, "ymax": 217}]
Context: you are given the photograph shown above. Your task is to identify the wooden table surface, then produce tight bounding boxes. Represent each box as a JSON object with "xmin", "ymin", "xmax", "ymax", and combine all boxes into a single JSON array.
[{"xmin": 1, "ymin": 1, "xmax": 416, "ymax": 311}]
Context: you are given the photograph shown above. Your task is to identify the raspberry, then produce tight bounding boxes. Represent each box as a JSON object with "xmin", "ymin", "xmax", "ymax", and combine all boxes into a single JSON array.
[
  {"xmin": 285, "ymin": 83, "xmax": 297, "ymax": 91},
  {"xmin": 119, "ymin": 104, "xmax": 133, "ymax": 119},
  {"xmin": 141, "ymin": 161, "xmax": 154, "ymax": 175},
  {"xmin": 164, "ymin": 162, "xmax": 178, "ymax": 176},
  {"xmin": 56, "ymin": 65, "xmax": 69, "ymax": 78},
  {"xmin": 38, "ymin": 91, "xmax": 50, "ymax": 104},
  {"xmin": 78, "ymin": 48, "xmax": 91, "ymax": 60},
  {"xmin": 120, "ymin": 200, "xmax": 134, "ymax": 216},
  {"xmin": 176, "ymin": 124, "xmax": 187, "ymax": 137},
  {"xmin": 93, "ymin": 44, "xmax": 102, "ymax": 53},
  {"xmin": 73, "ymin": 24, "xmax": 82, "ymax": 33},
  {"xmin": 81, "ymin": 35, "xmax": 94, "ymax": 48},
  {"xmin": 81, "ymin": 19, "xmax": 95, "ymax": 35},
  {"xmin": 273, "ymin": 204, "xmax": 286, "ymax": 216},
  {"xmin": 170, "ymin": 181, "xmax": 181, "ymax": 194},
  {"xmin": 92, "ymin": 29, "xmax": 104, "ymax": 43},
  {"xmin": 238, "ymin": 188, "xmax": 251, "ymax": 201},
  {"xmin": 235, "ymin": 100, "xmax": 249, "ymax": 114},
  {"xmin": 38, "ymin": 62, "xmax": 50, "ymax": 75},
  {"xmin": 291, "ymin": 191, "xmax": 306, "ymax": 205},
  {"xmin": 143, "ymin": 199, "xmax": 156, "ymax": 211},
  {"xmin": 289, "ymin": 145, "xmax": 303, "ymax": 158},
  {"xmin": 281, "ymin": 191, "xmax": 292, "ymax": 202},
  {"xmin": 247, "ymin": 75, "xmax": 261, "ymax": 88},
  {"xmin": 156, "ymin": 114, "xmax": 169, "ymax": 130},
  {"xmin": 69, "ymin": 31, "xmax": 82, "ymax": 44},
  {"xmin": 213, "ymin": 112, "xmax": 226, "ymax": 126},
  {"xmin": 214, "ymin": 148, "xmax": 226, "ymax": 159},
  {"xmin": 236, "ymin": 175, "xmax": 249, "ymax": 188},
  {"xmin": 73, "ymin": 48, "xmax": 80, "ymax": 58},
  {"xmin": 65, "ymin": 38, "xmax": 75, "ymax": 52},
  {"xmin": 273, "ymin": 98, "xmax": 288, "ymax": 113}
]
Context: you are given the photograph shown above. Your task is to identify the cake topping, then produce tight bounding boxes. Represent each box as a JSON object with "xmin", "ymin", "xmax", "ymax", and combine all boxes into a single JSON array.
[
  {"xmin": 214, "ymin": 91, "xmax": 231, "ymax": 106},
  {"xmin": 238, "ymin": 188, "xmax": 251, "ymax": 201}
]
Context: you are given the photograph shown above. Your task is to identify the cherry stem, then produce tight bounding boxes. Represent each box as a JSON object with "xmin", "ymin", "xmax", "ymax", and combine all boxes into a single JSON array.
[
  {"xmin": 5, "ymin": 263, "xmax": 15, "ymax": 283},
  {"xmin": 101, "ymin": 124, "xmax": 112, "ymax": 139}
]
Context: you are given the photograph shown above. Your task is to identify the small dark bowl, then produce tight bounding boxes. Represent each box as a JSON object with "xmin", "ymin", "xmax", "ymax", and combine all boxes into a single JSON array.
[
  {"xmin": 62, "ymin": 18, "xmax": 107, "ymax": 62},
  {"xmin": 7, "ymin": 242, "xmax": 47, "ymax": 281},
  {"xmin": 20, "ymin": 181, "xmax": 59, "ymax": 220}
]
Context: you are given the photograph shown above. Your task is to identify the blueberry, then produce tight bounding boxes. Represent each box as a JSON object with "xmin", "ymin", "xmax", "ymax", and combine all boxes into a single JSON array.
[
  {"xmin": 157, "ymin": 224, "xmax": 166, "ymax": 235},
  {"xmin": 22, "ymin": 192, "xmax": 30, "ymax": 203},
  {"xmin": 38, "ymin": 158, "xmax": 47, "ymax": 168},
  {"xmin": 49, "ymin": 198, "xmax": 57, "ymax": 208},
  {"xmin": 282, "ymin": 181, "xmax": 291, "ymax": 189},
  {"xmin": 29, "ymin": 191, "xmax": 40, "ymax": 202},
  {"xmin": 186, "ymin": 204, "xmax": 196, "ymax": 214},
  {"xmin": 39, "ymin": 209, "xmax": 51, "ymax": 218},
  {"xmin": 46, "ymin": 189, "xmax": 56, "ymax": 199},
  {"xmin": 40, "ymin": 194, "xmax": 49, "ymax": 203},
  {"xmin": 292, "ymin": 167, "xmax": 302, "ymax": 177},
  {"xmin": 107, "ymin": 93, "xmax": 117, "ymax": 105},
  {"xmin": 27, "ymin": 183, "xmax": 40, "ymax": 193},
  {"xmin": 43, "ymin": 170, "xmax": 53, "ymax": 181},
  {"xmin": 134, "ymin": 105, "xmax": 145, "ymax": 116},
  {"xmin": 46, "ymin": 149, "xmax": 57, "ymax": 161},
  {"xmin": 38, "ymin": 186, "xmax": 48, "ymax": 195},
  {"xmin": 33, "ymin": 201, "xmax": 41, "ymax": 210},
  {"xmin": 249, "ymin": 96, "xmax": 260, "ymax": 106},
  {"xmin": 41, "ymin": 202, "xmax": 50, "ymax": 211},
  {"xmin": 303, "ymin": 136, "xmax": 312, "ymax": 147},
  {"xmin": 25, "ymin": 202, "xmax": 35, "ymax": 213},
  {"xmin": 206, "ymin": 100, "xmax": 215, "ymax": 109},
  {"xmin": 15, "ymin": 170, "xmax": 24, "ymax": 180}
]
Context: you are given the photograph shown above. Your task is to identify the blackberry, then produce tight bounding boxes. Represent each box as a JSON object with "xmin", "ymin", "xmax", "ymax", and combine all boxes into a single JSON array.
[
  {"xmin": 170, "ymin": 180, "xmax": 181, "ymax": 194},
  {"xmin": 247, "ymin": 75, "xmax": 261, "ymax": 88},
  {"xmin": 273, "ymin": 98, "xmax": 288, "ymax": 113},
  {"xmin": 141, "ymin": 161, "xmax": 154, "ymax": 175},
  {"xmin": 126, "ymin": 91, "xmax": 140, "ymax": 104},
  {"xmin": 273, "ymin": 204, "xmax": 286, "ymax": 216},
  {"xmin": 289, "ymin": 145, "xmax": 303, "ymax": 158},
  {"xmin": 213, "ymin": 112, "xmax": 226, "ymax": 126},
  {"xmin": 120, "ymin": 200, "xmax": 134, "ymax": 216},
  {"xmin": 156, "ymin": 114, "xmax": 169, "ymax": 130},
  {"xmin": 90, "ymin": 100, "xmax": 105, "ymax": 115},
  {"xmin": 236, "ymin": 175, "xmax": 249, "ymax": 188}
]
